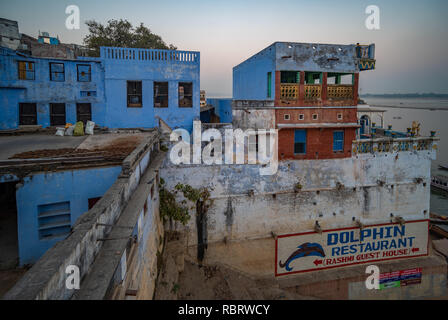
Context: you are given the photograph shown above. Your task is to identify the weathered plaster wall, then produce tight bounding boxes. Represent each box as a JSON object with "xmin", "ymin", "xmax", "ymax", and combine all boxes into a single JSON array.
[
  {"xmin": 232, "ymin": 108, "xmax": 276, "ymax": 130},
  {"xmin": 14, "ymin": 166, "xmax": 122, "ymax": 265},
  {"xmin": 160, "ymin": 150, "xmax": 434, "ymax": 246},
  {"xmin": 275, "ymin": 42, "xmax": 359, "ymax": 73}
]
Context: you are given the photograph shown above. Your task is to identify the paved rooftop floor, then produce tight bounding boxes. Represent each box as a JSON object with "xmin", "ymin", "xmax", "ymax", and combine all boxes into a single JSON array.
[{"xmin": 0, "ymin": 134, "xmax": 87, "ymax": 160}]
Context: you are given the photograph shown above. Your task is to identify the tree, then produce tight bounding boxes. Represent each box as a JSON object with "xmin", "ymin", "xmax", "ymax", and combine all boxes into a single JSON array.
[{"xmin": 83, "ymin": 19, "xmax": 176, "ymax": 56}]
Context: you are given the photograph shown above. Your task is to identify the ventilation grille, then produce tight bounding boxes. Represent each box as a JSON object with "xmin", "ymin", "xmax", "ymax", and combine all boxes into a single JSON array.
[{"xmin": 37, "ymin": 201, "xmax": 71, "ymax": 240}]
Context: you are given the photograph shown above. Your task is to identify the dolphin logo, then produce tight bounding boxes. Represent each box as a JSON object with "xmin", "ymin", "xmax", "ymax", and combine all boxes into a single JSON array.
[{"xmin": 279, "ymin": 242, "xmax": 325, "ymax": 271}]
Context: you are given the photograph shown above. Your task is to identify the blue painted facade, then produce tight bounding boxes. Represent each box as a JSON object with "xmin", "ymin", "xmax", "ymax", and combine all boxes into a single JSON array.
[
  {"xmin": 101, "ymin": 47, "xmax": 200, "ymax": 132},
  {"xmin": 0, "ymin": 46, "xmax": 200, "ymax": 132},
  {"xmin": 206, "ymin": 98, "xmax": 233, "ymax": 123},
  {"xmin": 233, "ymin": 44, "xmax": 276, "ymax": 101},
  {"xmin": 8, "ymin": 166, "xmax": 122, "ymax": 265},
  {"xmin": 0, "ymin": 47, "xmax": 105, "ymax": 129}
]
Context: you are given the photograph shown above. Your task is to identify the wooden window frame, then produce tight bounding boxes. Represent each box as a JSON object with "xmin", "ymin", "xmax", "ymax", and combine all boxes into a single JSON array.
[{"xmin": 18, "ymin": 61, "xmax": 35, "ymax": 80}]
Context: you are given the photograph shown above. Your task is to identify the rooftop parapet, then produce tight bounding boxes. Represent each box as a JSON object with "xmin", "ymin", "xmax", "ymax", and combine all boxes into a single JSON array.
[
  {"xmin": 100, "ymin": 46, "xmax": 200, "ymax": 64},
  {"xmin": 352, "ymin": 136, "xmax": 438, "ymax": 157}
]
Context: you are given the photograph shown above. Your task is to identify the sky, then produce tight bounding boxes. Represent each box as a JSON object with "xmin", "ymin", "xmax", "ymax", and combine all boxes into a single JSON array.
[{"xmin": 1, "ymin": 0, "xmax": 447, "ymax": 96}]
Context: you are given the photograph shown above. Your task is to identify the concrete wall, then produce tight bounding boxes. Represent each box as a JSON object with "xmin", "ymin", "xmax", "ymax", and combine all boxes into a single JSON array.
[
  {"xmin": 275, "ymin": 42, "xmax": 360, "ymax": 73},
  {"xmin": 160, "ymin": 148, "xmax": 435, "ymax": 246},
  {"xmin": 14, "ymin": 166, "xmax": 122, "ymax": 265}
]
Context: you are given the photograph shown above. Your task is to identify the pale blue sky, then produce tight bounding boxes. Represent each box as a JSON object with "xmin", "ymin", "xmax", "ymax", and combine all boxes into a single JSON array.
[{"xmin": 1, "ymin": 0, "xmax": 447, "ymax": 96}]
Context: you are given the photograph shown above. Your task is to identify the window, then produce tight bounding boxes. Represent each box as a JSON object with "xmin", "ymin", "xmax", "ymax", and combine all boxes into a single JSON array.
[
  {"xmin": 294, "ymin": 129, "xmax": 307, "ymax": 155},
  {"xmin": 281, "ymin": 71, "xmax": 299, "ymax": 83},
  {"xmin": 312, "ymin": 114, "xmax": 318, "ymax": 120},
  {"xmin": 49, "ymin": 62, "xmax": 65, "ymax": 81},
  {"xmin": 19, "ymin": 103, "xmax": 37, "ymax": 125},
  {"xmin": 18, "ymin": 61, "xmax": 35, "ymax": 80},
  {"xmin": 267, "ymin": 72, "xmax": 272, "ymax": 98},
  {"xmin": 127, "ymin": 81, "xmax": 142, "ymax": 107},
  {"xmin": 77, "ymin": 64, "xmax": 91, "ymax": 82},
  {"xmin": 50, "ymin": 103, "xmax": 66, "ymax": 126},
  {"xmin": 333, "ymin": 131, "xmax": 344, "ymax": 152},
  {"xmin": 154, "ymin": 82, "xmax": 168, "ymax": 108},
  {"xmin": 327, "ymin": 73, "xmax": 353, "ymax": 85},
  {"xmin": 305, "ymin": 72, "xmax": 322, "ymax": 84},
  {"xmin": 37, "ymin": 201, "xmax": 71, "ymax": 240},
  {"xmin": 178, "ymin": 82, "xmax": 193, "ymax": 108},
  {"xmin": 337, "ymin": 113, "xmax": 343, "ymax": 120},
  {"xmin": 298, "ymin": 114, "xmax": 304, "ymax": 120},
  {"xmin": 284, "ymin": 114, "xmax": 290, "ymax": 120}
]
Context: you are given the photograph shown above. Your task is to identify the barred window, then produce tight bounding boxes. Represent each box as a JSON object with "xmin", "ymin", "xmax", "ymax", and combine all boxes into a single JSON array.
[
  {"xmin": 154, "ymin": 82, "xmax": 168, "ymax": 108},
  {"xmin": 127, "ymin": 81, "xmax": 142, "ymax": 107},
  {"xmin": 50, "ymin": 62, "xmax": 65, "ymax": 81},
  {"xmin": 77, "ymin": 64, "xmax": 91, "ymax": 82}
]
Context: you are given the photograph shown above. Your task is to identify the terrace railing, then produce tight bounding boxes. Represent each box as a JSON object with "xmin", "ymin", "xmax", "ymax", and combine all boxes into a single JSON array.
[
  {"xmin": 280, "ymin": 84, "xmax": 299, "ymax": 100},
  {"xmin": 304, "ymin": 84, "xmax": 322, "ymax": 100},
  {"xmin": 352, "ymin": 137, "xmax": 438, "ymax": 155},
  {"xmin": 327, "ymin": 84, "xmax": 353, "ymax": 100},
  {"xmin": 100, "ymin": 47, "xmax": 200, "ymax": 64}
]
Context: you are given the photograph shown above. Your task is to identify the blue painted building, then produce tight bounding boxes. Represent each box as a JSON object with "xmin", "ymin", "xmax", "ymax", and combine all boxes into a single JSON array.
[
  {"xmin": 0, "ymin": 46, "xmax": 200, "ymax": 132},
  {"xmin": 15, "ymin": 166, "xmax": 122, "ymax": 265},
  {"xmin": 101, "ymin": 47, "xmax": 200, "ymax": 132},
  {"xmin": 0, "ymin": 47, "xmax": 105, "ymax": 130},
  {"xmin": 205, "ymin": 98, "xmax": 232, "ymax": 123}
]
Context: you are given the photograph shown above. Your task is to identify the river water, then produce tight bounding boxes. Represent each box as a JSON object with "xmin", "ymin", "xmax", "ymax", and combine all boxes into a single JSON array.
[{"xmin": 362, "ymin": 97, "xmax": 448, "ymax": 217}]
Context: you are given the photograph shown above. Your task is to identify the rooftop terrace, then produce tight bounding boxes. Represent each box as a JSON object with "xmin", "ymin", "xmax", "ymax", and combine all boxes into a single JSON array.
[{"xmin": 0, "ymin": 130, "xmax": 157, "ymax": 176}]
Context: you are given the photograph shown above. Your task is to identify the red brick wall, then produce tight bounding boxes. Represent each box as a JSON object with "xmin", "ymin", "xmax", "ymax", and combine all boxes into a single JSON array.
[
  {"xmin": 278, "ymin": 128, "xmax": 356, "ymax": 160},
  {"xmin": 276, "ymin": 108, "xmax": 357, "ymax": 124}
]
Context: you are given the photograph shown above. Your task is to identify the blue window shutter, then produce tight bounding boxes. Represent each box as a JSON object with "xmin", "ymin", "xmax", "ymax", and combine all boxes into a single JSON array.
[
  {"xmin": 333, "ymin": 131, "xmax": 344, "ymax": 151},
  {"xmin": 294, "ymin": 130, "xmax": 307, "ymax": 154}
]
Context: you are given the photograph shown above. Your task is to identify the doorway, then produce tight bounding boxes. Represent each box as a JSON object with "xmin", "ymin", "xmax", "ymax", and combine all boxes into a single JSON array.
[
  {"xmin": 0, "ymin": 181, "xmax": 19, "ymax": 270},
  {"xmin": 76, "ymin": 103, "xmax": 92, "ymax": 125}
]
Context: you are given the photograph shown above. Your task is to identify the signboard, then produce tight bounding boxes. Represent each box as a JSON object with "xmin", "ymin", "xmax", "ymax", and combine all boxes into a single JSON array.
[
  {"xmin": 275, "ymin": 220, "xmax": 429, "ymax": 277},
  {"xmin": 379, "ymin": 268, "xmax": 422, "ymax": 290}
]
